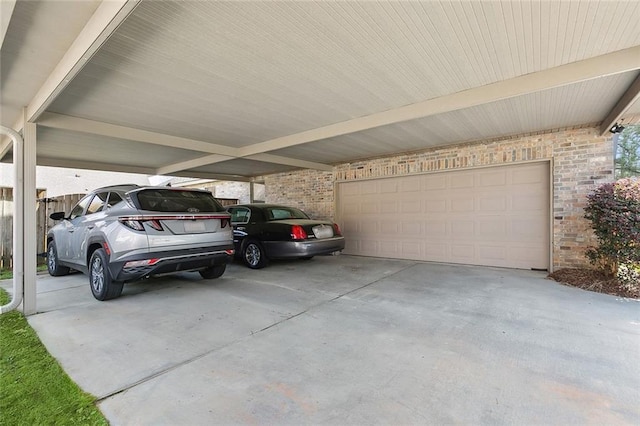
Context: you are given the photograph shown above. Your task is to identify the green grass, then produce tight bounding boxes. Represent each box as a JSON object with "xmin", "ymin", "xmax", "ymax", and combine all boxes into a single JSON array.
[
  {"xmin": 0, "ymin": 289, "xmax": 108, "ymax": 426},
  {"xmin": 0, "ymin": 265, "xmax": 48, "ymax": 280}
]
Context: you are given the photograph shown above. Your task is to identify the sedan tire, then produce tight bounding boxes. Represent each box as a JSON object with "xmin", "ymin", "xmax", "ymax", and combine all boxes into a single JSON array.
[
  {"xmin": 47, "ymin": 241, "xmax": 70, "ymax": 276},
  {"xmin": 89, "ymin": 248, "xmax": 123, "ymax": 301},
  {"xmin": 199, "ymin": 264, "xmax": 226, "ymax": 279},
  {"xmin": 242, "ymin": 240, "xmax": 268, "ymax": 269}
]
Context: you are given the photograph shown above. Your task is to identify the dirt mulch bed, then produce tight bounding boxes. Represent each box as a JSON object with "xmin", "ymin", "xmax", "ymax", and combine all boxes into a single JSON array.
[{"xmin": 548, "ymin": 268, "xmax": 639, "ymax": 299}]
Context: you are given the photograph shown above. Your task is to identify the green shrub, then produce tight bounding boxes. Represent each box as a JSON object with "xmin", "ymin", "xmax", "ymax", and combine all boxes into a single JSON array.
[{"xmin": 583, "ymin": 178, "xmax": 640, "ymax": 276}]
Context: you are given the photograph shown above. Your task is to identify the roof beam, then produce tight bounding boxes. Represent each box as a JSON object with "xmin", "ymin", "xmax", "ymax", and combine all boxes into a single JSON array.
[
  {"xmin": 4, "ymin": 0, "xmax": 140, "ymax": 141},
  {"xmin": 37, "ymin": 156, "xmax": 253, "ymax": 182},
  {"xmin": 37, "ymin": 157, "xmax": 157, "ymax": 176},
  {"xmin": 156, "ymin": 154, "xmax": 236, "ymax": 175},
  {"xmin": 238, "ymin": 45, "xmax": 640, "ymax": 157},
  {"xmin": 599, "ymin": 72, "xmax": 640, "ymax": 135},
  {"xmin": 246, "ymin": 153, "xmax": 334, "ymax": 171},
  {"xmin": 38, "ymin": 112, "xmax": 334, "ymax": 174},
  {"xmin": 38, "ymin": 112, "xmax": 238, "ymax": 156}
]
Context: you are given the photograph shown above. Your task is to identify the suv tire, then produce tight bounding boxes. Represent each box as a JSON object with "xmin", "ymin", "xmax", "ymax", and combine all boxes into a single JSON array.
[
  {"xmin": 199, "ymin": 264, "xmax": 226, "ymax": 279},
  {"xmin": 89, "ymin": 248, "xmax": 123, "ymax": 301},
  {"xmin": 47, "ymin": 241, "xmax": 70, "ymax": 276}
]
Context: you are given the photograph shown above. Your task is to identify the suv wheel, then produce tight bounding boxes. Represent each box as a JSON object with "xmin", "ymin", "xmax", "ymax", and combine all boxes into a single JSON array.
[
  {"xmin": 47, "ymin": 241, "xmax": 70, "ymax": 276},
  {"xmin": 199, "ymin": 264, "xmax": 226, "ymax": 279},
  {"xmin": 89, "ymin": 248, "xmax": 123, "ymax": 301}
]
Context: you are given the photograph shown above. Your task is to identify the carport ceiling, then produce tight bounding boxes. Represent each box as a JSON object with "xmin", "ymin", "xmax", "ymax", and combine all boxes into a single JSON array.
[{"xmin": 2, "ymin": 0, "xmax": 640, "ymax": 181}]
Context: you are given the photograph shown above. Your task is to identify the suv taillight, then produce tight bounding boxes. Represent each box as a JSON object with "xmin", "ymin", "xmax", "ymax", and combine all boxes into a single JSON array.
[
  {"xmin": 291, "ymin": 225, "xmax": 307, "ymax": 240},
  {"xmin": 119, "ymin": 217, "xmax": 164, "ymax": 231}
]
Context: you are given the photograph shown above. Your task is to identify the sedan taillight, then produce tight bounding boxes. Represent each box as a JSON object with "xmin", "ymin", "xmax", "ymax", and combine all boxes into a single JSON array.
[
  {"xmin": 332, "ymin": 223, "xmax": 342, "ymax": 236},
  {"xmin": 291, "ymin": 225, "xmax": 308, "ymax": 240}
]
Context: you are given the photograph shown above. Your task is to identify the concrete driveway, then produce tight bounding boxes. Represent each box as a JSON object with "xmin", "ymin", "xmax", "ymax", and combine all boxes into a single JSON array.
[{"xmin": 6, "ymin": 255, "xmax": 639, "ymax": 424}]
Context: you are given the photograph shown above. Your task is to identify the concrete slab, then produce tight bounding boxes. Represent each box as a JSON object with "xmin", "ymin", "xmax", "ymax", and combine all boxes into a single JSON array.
[{"xmin": 4, "ymin": 256, "xmax": 639, "ymax": 424}]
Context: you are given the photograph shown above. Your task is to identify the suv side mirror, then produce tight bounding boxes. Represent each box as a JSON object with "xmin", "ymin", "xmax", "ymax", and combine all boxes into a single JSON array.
[{"xmin": 49, "ymin": 211, "xmax": 66, "ymax": 221}]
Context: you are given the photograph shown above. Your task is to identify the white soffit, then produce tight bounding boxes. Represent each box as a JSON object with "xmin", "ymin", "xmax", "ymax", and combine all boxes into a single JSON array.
[{"xmin": 2, "ymin": 0, "xmax": 640, "ymax": 178}]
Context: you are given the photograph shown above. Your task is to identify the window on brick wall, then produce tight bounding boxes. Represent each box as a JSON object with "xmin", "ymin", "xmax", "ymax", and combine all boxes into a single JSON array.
[{"xmin": 615, "ymin": 124, "xmax": 640, "ymax": 178}]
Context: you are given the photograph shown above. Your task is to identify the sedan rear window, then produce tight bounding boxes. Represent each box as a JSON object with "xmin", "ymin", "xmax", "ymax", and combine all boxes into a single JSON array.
[
  {"xmin": 267, "ymin": 207, "xmax": 309, "ymax": 220},
  {"xmin": 134, "ymin": 189, "xmax": 225, "ymax": 213}
]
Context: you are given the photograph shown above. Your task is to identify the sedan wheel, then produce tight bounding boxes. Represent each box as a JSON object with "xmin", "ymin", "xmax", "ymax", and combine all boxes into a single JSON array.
[
  {"xmin": 243, "ymin": 240, "xmax": 268, "ymax": 269},
  {"xmin": 89, "ymin": 248, "xmax": 123, "ymax": 301}
]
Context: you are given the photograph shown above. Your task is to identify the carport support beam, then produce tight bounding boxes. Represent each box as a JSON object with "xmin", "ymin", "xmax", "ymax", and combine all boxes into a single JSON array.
[{"xmin": 17, "ymin": 120, "xmax": 38, "ymax": 315}]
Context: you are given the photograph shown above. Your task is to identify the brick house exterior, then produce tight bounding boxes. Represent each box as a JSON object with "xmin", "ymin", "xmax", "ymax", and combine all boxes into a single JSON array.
[{"xmin": 263, "ymin": 126, "xmax": 615, "ymax": 270}]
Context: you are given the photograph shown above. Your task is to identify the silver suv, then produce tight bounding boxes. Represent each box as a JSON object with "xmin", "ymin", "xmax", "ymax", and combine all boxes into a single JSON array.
[{"xmin": 47, "ymin": 184, "xmax": 234, "ymax": 301}]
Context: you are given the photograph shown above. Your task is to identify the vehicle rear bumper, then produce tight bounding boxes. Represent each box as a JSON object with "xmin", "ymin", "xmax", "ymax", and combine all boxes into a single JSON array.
[
  {"xmin": 110, "ymin": 244, "xmax": 235, "ymax": 282},
  {"xmin": 263, "ymin": 237, "xmax": 345, "ymax": 259}
]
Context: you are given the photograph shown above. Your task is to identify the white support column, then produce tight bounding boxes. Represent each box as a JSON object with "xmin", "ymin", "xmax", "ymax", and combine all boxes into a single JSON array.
[{"xmin": 20, "ymin": 120, "xmax": 37, "ymax": 314}]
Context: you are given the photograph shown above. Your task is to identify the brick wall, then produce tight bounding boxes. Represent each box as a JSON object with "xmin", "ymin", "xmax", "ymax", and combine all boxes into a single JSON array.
[{"xmin": 264, "ymin": 127, "xmax": 614, "ymax": 269}]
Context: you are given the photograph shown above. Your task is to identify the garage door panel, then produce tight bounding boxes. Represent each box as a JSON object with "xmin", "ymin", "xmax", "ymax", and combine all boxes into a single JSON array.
[
  {"xmin": 478, "ymin": 245, "xmax": 507, "ymax": 261},
  {"xmin": 427, "ymin": 199, "xmax": 447, "ymax": 212},
  {"xmin": 425, "ymin": 243, "xmax": 447, "ymax": 259},
  {"xmin": 380, "ymin": 222, "xmax": 399, "ymax": 234},
  {"xmin": 400, "ymin": 200, "xmax": 422, "ymax": 213},
  {"xmin": 380, "ymin": 180, "xmax": 398, "ymax": 193},
  {"xmin": 512, "ymin": 193, "xmax": 545, "ymax": 211},
  {"xmin": 478, "ymin": 218, "xmax": 507, "ymax": 237},
  {"xmin": 424, "ymin": 175, "xmax": 447, "ymax": 190},
  {"xmin": 360, "ymin": 181, "xmax": 377, "ymax": 194},
  {"xmin": 479, "ymin": 170, "xmax": 507, "ymax": 186},
  {"xmin": 512, "ymin": 167, "xmax": 545, "ymax": 184},
  {"xmin": 451, "ymin": 173, "xmax": 475, "ymax": 188},
  {"xmin": 338, "ymin": 162, "xmax": 549, "ymax": 270},
  {"xmin": 425, "ymin": 220, "xmax": 447, "ymax": 236},
  {"xmin": 479, "ymin": 196, "xmax": 507, "ymax": 212},
  {"xmin": 451, "ymin": 244, "xmax": 475, "ymax": 260},
  {"xmin": 400, "ymin": 176, "xmax": 422, "ymax": 192},
  {"xmin": 380, "ymin": 202, "xmax": 398, "ymax": 214},
  {"xmin": 361, "ymin": 201, "xmax": 378, "ymax": 214},
  {"xmin": 452, "ymin": 198, "xmax": 474, "ymax": 212},
  {"xmin": 342, "ymin": 202, "xmax": 360, "ymax": 215},
  {"xmin": 451, "ymin": 220, "xmax": 474, "ymax": 236}
]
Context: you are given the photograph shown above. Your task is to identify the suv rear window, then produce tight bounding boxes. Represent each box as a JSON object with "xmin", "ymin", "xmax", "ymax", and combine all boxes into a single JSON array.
[{"xmin": 134, "ymin": 189, "xmax": 225, "ymax": 213}]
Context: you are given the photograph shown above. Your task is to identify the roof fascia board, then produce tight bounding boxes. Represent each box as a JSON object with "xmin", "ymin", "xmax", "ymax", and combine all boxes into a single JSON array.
[
  {"xmin": 239, "ymin": 46, "xmax": 640, "ymax": 157},
  {"xmin": 0, "ymin": 0, "xmax": 16, "ymax": 50},
  {"xmin": 0, "ymin": 135, "xmax": 14, "ymax": 159},
  {"xmin": 599, "ymin": 72, "xmax": 640, "ymax": 135},
  {"xmin": 8, "ymin": 0, "xmax": 140, "ymax": 136}
]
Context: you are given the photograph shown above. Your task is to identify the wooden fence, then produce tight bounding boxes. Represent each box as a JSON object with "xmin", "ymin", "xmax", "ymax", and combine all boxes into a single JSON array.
[{"xmin": 0, "ymin": 188, "xmax": 83, "ymax": 269}]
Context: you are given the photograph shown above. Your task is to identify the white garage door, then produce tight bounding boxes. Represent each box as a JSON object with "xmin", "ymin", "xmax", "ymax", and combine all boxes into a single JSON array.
[{"xmin": 337, "ymin": 162, "xmax": 550, "ymax": 270}]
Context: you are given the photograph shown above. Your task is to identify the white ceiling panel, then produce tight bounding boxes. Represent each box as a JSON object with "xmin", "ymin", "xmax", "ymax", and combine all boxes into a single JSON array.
[
  {"xmin": 2, "ymin": 0, "xmax": 640, "ymax": 179},
  {"xmin": 0, "ymin": 0, "xmax": 101, "ymax": 131}
]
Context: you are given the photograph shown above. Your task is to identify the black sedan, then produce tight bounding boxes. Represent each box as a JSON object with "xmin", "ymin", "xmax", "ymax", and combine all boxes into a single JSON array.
[{"xmin": 227, "ymin": 204, "xmax": 345, "ymax": 269}]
